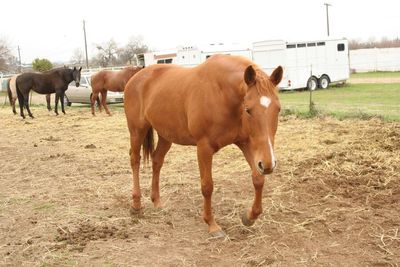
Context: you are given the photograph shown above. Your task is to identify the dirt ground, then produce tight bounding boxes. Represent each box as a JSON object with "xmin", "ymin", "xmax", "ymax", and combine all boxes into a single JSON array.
[{"xmin": 0, "ymin": 105, "xmax": 399, "ymax": 266}]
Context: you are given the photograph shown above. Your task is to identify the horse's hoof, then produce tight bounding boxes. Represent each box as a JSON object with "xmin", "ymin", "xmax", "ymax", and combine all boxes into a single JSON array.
[
  {"xmin": 209, "ymin": 229, "xmax": 227, "ymax": 238},
  {"xmin": 129, "ymin": 207, "xmax": 143, "ymax": 216},
  {"xmin": 241, "ymin": 210, "xmax": 255, "ymax": 226}
]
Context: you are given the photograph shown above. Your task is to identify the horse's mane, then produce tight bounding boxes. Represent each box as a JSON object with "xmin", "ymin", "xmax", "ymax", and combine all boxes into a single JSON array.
[
  {"xmin": 205, "ymin": 55, "xmax": 277, "ymax": 96},
  {"xmin": 254, "ymin": 68, "xmax": 278, "ymax": 96}
]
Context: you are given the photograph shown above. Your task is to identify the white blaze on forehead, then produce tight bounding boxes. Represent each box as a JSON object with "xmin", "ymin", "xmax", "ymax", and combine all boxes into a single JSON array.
[
  {"xmin": 260, "ymin": 96, "xmax": 271, "ymax": 108},
  {"xmin": 268, "ymin": 139, "xmax": 276, "ymax": 169}
]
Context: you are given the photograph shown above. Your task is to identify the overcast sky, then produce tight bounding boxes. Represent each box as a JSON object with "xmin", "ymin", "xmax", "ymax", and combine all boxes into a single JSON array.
[{"xmin": 1, "ymin": 0, "xmax": 399, "ymax": 63}]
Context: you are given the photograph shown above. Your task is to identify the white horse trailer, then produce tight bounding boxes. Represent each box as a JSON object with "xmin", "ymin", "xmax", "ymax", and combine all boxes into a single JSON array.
[
  {"xmin": 140, "ymin": 38, "xmax": 349, "ymax": 90},
  {"xmin": 252, "ymin": 38, "xmax": 349, "ymax": 90}
]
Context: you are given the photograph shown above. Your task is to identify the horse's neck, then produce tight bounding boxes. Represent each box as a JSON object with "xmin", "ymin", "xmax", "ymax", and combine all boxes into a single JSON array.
[{"xmin": 61, "ymin": 70, "xmax": 73, "ymax": 83}]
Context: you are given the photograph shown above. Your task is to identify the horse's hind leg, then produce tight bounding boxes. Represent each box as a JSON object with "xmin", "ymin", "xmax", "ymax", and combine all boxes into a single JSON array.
[
  {"xmin": 90, "ymin": 92, "xmax": 98, "ymax": 116},
  {"xmin": 22, "ymin": 92, "xmax": 34, "ymax": 118},
  {"xmin": 101, "ymin": 90, "xmax": 111, "ymax": 115},
  {"xmin": 151, "ymin": 135, "xmax": 172, "ymax": 208},
  {"xmin": 46, "ymin": 94, "xmax": 52, "ymax": 111},
  {"xmin": 129, "ymin": 128, "xmax": 149, "ymax": 213},
  {"xmin": 16, "ymin": 90, "xmax": 25, "ymax": 119}
]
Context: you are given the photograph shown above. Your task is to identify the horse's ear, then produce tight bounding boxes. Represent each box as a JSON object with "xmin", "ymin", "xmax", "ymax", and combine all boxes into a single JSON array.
[
  {"xmin": 244, "ymin": 65, "xmax": 256, "ymax": 86},
  {"xmin": 73, "ymin": 66, "xmax": 76, "ymax": 70},
  {"xmin": 270, "ymin": 66, "xmax": 283, "ymax": 86},
  {"xmin": 79, "ymin": 67, "xmax": 82, "ymax": 71}
]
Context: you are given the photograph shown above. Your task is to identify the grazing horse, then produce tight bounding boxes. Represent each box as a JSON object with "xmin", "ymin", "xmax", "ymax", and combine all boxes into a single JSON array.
[
  {"xmin": 7, "ymin": 74, "xmax": 52, "ymax": 114},
  {"xmin": 90, "ymin": 66, "xmax": 143, "ymax": 116},
  {"xmin": 16, "ymin": 66, "xmax": 82, "ymax": 118},
  {"xmin": 124, "ymin": 55, "xmax": 283, "ymax": 237}
]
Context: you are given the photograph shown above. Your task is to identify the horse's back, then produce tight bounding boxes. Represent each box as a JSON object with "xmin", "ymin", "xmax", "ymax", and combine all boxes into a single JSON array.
[
  {"xmin": 17, "ymin": 71, "xmax": 61, "ymax": 94},
  {"xmin": 125, "ymin": 56, "xmax": 251, "ymax": 146},
  {"xmin": 91, "ymin": 69, "xmax": 125, "ymax": 92}
]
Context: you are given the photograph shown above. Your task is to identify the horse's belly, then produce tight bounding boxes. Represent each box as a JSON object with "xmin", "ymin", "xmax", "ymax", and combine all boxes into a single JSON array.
[{"xmin": 156, "ymin": 127, "xmax": 196, "ymax": 146}]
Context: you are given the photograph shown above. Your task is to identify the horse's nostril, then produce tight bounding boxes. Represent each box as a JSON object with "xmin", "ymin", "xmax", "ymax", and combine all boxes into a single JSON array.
[{"xmin": 257, "ymin": 161, "xmax": 264, "ymax": 171}]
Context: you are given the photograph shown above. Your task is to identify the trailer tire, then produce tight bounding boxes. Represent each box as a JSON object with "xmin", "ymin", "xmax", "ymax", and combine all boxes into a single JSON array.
[
  {"xmin": 319, "ymin": 75, "xmax": 330, "ymax": 89},
  {"xmin": 307, "ymin": 77, "xmax": 318, "ymax": 91}
]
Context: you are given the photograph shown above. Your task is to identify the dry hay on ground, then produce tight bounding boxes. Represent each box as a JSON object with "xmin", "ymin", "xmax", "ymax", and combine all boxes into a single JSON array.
[{"xmin": 0, "ymin": 107, "xmax": 399, "ymax": 266}]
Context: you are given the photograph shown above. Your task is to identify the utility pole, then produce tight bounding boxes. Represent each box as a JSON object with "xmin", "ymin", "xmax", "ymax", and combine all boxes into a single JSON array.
[
  {"xmin": 83, "ymin": 20, "xmax": 89, "ymax": 69},
  {"xmin": 17, "ymin": 45, "xmax": 22, "ymax": 73},
  {"xmin": 324, "ymin": 3, "xmax": 332, "ymax": 36}
]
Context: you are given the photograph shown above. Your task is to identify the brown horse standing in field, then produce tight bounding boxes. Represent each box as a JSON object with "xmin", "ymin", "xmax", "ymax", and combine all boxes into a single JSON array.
[
  {"xmin": 7, "ymin": 74, "xmax": 54, "ymax": 115},
  {"xmin": 90, "ymin": 66, "xmax": 143, "ymax": 116},
  {"xmin": 16, "ymin": 66, "xmax": 81, "ymax": 118},
  {"xmin": 124, "ymin": 55, "xmax": 283, "ymax": 237}
]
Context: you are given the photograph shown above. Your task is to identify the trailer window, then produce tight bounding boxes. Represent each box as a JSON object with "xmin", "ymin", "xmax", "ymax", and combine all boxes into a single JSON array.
[
  {"xmin": 307, "ymin": 43, "xmax": 316, "ymax": 47},
  {"xmin": 297, "ymin": 43, "xmax": 306, "ymax": 48},
  {"xmin": 286, "ymin": 44, "xmax": 296, "ymax": 49},
  {"xmin": 317, "ymin": 42, "xmax": 326, "ymax": 46},
  {"xmin": 157, "ymin": 59, "xmax": 173, "ymax": 64},
  {"xmin": 337, "ymin": 43, "xmax": 345, "ymax": 51}
]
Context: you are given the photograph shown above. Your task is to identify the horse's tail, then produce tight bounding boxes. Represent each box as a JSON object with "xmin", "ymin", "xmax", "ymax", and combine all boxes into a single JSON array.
[{"xmin": 142, "ymin": 127, "xmax": 154, "ymax": 165}]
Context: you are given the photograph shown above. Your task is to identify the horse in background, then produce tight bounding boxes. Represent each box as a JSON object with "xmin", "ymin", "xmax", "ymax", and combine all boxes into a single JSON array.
[
  {"xmin": 90, "ymin": 66, "xmax": 143, "ymax": 116},
  {"xmin": 7, "ymin": 74, "xmax": 52, "ymax": 114},
  {"xmin": 124, "ymin": 55, "xmax": 283, "ymax": 237},
  {"xmin": 16, "ymin": 66, "xmax": 81, "ymax": 118}
]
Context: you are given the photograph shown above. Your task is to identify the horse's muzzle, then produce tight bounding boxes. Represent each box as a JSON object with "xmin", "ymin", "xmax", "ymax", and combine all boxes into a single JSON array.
[{"xmin": 256, "ymin": 160, "xmax": 276, "ymax": 175}]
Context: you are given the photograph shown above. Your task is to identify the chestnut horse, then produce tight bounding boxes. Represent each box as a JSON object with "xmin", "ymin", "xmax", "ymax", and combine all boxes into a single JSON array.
[
  {"xmin": 7, "ymin": 75, "xmax": 52, "ymax": 114},
  {"xmin": 90, "ymin": 66, "xmax": 143, "ymax": 116},
  {"xmin": 124, "ymin": 55, "xmax": 283, "ymax": 237}
]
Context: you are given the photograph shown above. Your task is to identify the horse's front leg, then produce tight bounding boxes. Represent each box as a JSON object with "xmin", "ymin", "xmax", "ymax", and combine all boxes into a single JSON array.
[
  {"xmin": 54, "ymin": 93, "xmax": 60, "ymax": 115},
  {"xmin": 236, "ymin": 142, "xmax": 265, "ymax": 226},
  {"xmin": 197, "ymin": 140, "xmax": 225, "ymax": 237},
  {"xmin": 46, "ymin": 94, "xmax": 52, "ymax": 111}
]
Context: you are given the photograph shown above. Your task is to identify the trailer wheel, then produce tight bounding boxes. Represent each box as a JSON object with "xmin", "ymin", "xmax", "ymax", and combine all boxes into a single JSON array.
[
  {"xmin": 307, "ymin": 77, "xmax": 318, "ymax": 91},
  {"xmin": 319, "ymin": 75, "xmax": 330, "ymax": 89}
]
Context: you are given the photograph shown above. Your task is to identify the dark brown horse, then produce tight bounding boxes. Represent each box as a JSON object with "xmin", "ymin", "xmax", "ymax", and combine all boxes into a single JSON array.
[
  {"xmin": 16, "ymin": 66, "xmax": 81, "ymax": 118},
  {"xmin": 90, "ymin": 66, "xmax": 143, "ymax": 116},
  {"xmin": 7, "ymin": 74, "xmax": 52, "ymax": 114},
  {"xmin": 124, "ymin": 55, "xmax": 283, "ymax": 237}
]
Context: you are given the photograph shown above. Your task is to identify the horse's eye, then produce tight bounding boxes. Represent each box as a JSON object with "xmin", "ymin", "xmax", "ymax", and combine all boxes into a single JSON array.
[{"xmin": 245, "ymin": 107, "xmax": 252, "ymax": 116}]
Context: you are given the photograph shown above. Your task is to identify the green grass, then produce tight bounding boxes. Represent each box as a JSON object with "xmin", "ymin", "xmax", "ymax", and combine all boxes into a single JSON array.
[
  {"xmin": 350, "ymin": 71, "xmax": 400, "ymax": 79},
  {"xmin": 279, "ymin": 83, "xmax": 400, "ymax": 121}
]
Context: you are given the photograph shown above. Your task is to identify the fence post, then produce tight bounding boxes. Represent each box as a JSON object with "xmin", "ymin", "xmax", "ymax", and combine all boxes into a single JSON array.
[{"xmin": 309, "ymin": 65, "xmax": 313, "ymax": 114}]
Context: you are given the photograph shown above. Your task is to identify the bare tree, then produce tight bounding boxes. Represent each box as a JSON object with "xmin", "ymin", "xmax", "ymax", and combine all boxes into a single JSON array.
[
  {"xmin": 118, "ymin": 35, "xmax": 148, "ymax": 65},
  {"xmin": 0, "ymin": 38, "xmax": 17, "ymax": 72},
  {"xmin": 93, "ymin": 39, "xmax": 119, "ymax": 67},
  {"xmin": 70, "ymin": 48, "xmax": 84, "ymax": 65},
  {"xmin": 349, "ymin": 37, "xmax": 400, "ymax": 50}
]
